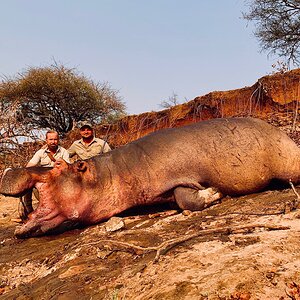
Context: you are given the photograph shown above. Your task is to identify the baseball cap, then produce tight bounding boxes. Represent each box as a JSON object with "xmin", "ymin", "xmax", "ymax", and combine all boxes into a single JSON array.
[{"xmin": 79, "ymin": 121, "xmax": 93, "ymax": 129}]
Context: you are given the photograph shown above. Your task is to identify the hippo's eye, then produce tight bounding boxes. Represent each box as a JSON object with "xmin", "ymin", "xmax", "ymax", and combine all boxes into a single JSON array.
[{"xmin": 76, "ymin": 161, "xmax": 88, "ymax": 172}]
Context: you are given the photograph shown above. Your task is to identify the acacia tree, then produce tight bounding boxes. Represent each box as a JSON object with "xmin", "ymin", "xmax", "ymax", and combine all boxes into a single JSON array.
[
  {"xmin": 243, "ymin": 0, "xmax": 300, "ymax": 64},
  {"xmin": 0, "ymin": 64, "xmax": 126, "ymax": 136}
]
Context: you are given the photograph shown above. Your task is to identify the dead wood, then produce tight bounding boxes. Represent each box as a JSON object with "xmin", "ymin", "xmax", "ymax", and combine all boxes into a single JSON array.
[
  {"xmin": 78, "ymin": 223, "xmax": 290, "ymax": 262},
  {"xmin": 289, "ymin": 180, "xmax": 300, "ymax": 200}
]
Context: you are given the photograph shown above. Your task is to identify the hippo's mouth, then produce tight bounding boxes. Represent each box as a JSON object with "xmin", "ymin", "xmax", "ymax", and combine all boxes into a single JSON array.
[
  {"xmin": 1, "ymin": 189, "xmax": 30, "ymax": 198},
  {"xmin": 14, "ymin": 181, "xmax": 70, "ymax": 238},
  {"xmin": 0, "ymin": 167, "xmax": 52, "ymax": 197}
]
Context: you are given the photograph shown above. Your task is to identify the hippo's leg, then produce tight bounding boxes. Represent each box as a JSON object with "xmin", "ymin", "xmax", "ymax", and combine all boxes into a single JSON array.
[{"xmin": 174, "ymin": 186, "xmax": 223, "ymax": 211}]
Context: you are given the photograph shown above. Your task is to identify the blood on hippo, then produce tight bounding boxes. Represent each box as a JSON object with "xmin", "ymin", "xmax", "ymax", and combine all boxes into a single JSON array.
[{"xmin": 1, "ymin": 117, "xmax": 300, "ymax": 238}]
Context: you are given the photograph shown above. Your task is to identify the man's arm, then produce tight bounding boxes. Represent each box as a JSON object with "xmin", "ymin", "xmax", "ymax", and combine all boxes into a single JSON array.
[
  {"xmin": 26, "ymin": 149, "xmax": 42, "ymax": 167},
  {"xmin": 67, "ymin": 142, "xmax": 77, "ymax": 158},
  {"xmin": 102, "ymin": 141, "xmax": 111, "ymax": 153},
  {"xmin": 61, "ymin": 148, "xmax": 71, "ymax": 163}
]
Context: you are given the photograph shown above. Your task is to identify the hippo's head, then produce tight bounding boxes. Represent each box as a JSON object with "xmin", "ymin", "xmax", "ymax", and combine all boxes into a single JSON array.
[{"xmin": 0, "ymin": 159, "xmax": 104, "ymax": 238}]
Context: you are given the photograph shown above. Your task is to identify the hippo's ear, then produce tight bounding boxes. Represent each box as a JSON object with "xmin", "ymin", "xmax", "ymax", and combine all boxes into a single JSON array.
[{"xmin": 76, "ymin": 161, "xmax": 88, "ymax": 172}]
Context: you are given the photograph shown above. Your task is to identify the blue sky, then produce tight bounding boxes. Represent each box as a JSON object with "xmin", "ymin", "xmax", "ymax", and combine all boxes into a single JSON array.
[{"xmin": 0, "ymin": 1, "xmax": 278, "ymax": 115}]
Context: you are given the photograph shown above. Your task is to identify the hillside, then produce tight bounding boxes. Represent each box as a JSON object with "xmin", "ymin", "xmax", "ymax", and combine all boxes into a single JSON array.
[
  {"xmin": 1, "ymin": 69, "xmax": 300, "ymax": 299},
  {"xmin": 91, "ymin": 68, "xmax": 300, "ymax": 147}
]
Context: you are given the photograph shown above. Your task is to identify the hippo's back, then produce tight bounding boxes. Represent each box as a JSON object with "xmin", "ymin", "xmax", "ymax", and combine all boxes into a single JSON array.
[{"xmin": 111, "ymin": 117, "xmax": 300, "ymax": 195}]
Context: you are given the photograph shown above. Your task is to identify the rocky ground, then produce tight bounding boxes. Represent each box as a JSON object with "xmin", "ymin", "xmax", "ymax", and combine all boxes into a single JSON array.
[{"xmin": 1, "ymin": 187, "xmax": 300, "ymax": 299}]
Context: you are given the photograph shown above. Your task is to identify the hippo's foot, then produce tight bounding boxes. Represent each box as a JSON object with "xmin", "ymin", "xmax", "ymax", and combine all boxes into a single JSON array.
[{"xmin": 174, "ymin": 186, "xmax": 223, "ymax": 211}]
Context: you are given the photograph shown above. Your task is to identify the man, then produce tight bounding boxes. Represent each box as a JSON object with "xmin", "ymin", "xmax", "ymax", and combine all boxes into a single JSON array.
[
  {"xmin": 19, "ymin": 130, "xmax": 70, "ymax": 221},
  {"xmin": 26, "ymin": 130, "xmax": 70, "ymax": 167},
  {"xmin": 68, "ymin": 121, "xmax": 111, "ymax": 160}
]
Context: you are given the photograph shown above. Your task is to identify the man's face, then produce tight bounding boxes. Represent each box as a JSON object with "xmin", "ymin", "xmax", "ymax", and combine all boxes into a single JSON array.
[
  {"xmin": 46, "ymin": 132, "xmax": 59, "ymax": 151},
  {"xmin": 80, "ymin": 126, "xmax": 93, "ymax": 139}
]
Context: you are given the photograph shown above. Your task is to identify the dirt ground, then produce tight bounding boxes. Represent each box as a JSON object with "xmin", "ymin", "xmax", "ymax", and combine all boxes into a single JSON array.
[{"xmin": 1, "ymin": 187, "xmax": 300, "ymax": 299}]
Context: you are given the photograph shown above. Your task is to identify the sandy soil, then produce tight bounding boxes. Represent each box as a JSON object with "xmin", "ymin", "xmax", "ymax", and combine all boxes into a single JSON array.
[{"xmin": 1, "ymin": 188, "xmax": 300, "ymax": 299}]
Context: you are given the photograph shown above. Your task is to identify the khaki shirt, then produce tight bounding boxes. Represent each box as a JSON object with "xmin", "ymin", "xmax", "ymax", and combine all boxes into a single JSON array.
[
  {"xmin": 68, "ymin": 137, "xmax": 111, "ymax": 160},
  {"xmin": 27, "ymin": 146, "xmax": 70, "ymax": 167}
]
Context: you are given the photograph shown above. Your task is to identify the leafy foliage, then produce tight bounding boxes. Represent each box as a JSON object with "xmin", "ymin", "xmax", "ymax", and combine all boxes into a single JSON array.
[
  {"xmin": 0, "ymin": 64, "xmax": 126, "ymax": 136},
  {"xmin": 243, "ymin": 0, "xmax": 300, "ymax": 64},
  {"xmin": 0, "ymin": 98, "xmax": 43, "ymax": 168}
]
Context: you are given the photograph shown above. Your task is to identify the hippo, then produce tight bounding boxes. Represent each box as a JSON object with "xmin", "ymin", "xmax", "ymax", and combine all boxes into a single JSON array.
[{"xmin": 1, "ymin": 117, "xmax": 300, "ymax": 238}]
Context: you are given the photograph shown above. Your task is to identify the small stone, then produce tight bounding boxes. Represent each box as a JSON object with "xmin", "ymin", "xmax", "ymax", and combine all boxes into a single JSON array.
[
  {"xmin": 11, "ymin": 218, "xmax": 23, "ymax": 223},
  {"xmin": 105, "ymin": 217, "xmax": 125, "ymax": 232},
  {"xmin": 182, "ymin": 210, "xmax": 192, "ymax": 216},
  {"xmin": 148, "ymin": 212, "xmax": 161, "ymax": 219},
  {"xmin": 294, "ymin": 211, "xmax": 300, "ymax": 219},
  {"xmin": 96, "ymin": 249, "xmax": 111, "ymax": 259},
  {"xmin": 266, "ymin": 271, "xmax": 275, "ymax": 280}
]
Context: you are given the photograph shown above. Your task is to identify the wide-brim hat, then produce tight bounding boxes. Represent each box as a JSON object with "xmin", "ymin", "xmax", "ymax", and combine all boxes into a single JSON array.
[{"xmin": 79, "ymin": 121, "xmax": 93, "ymax": 130}]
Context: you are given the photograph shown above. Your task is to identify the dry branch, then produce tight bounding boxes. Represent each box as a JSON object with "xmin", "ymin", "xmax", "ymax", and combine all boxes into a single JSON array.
[
  {"xmin": 289, "ymin": 180, "xmax": 300, "ymax": 200},
  {"xmin": 79, "ymin": 223, "xmax": 290, "ymax": 262}
]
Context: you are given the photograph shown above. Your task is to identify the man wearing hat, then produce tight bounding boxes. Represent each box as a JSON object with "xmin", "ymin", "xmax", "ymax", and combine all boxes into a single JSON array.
[
  {"xmin": 19, "ymin": 130, "xmax": 70, "ymax": 221},
  {"xmin": 68, "ymin": 121, "xmax": 111, "ymax": 160}
]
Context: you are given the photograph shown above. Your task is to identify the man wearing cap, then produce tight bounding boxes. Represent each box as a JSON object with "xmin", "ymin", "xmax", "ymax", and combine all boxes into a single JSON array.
[
  {"xmin": 19, "ymin": 130, "xmax": 70, "ymax": 221},
  {"xmin": 68, "ymin": 121, "xmax": 111, "ymax": 160}
]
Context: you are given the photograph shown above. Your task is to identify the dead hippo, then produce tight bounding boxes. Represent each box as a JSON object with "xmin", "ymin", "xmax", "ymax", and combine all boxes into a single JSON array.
[{"xmin": 1, "ymin": 117, "xmax": 300, "ymax": 238}]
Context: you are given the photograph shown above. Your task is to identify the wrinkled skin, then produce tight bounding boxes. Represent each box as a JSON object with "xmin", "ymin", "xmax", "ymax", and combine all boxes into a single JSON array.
[{"xmin": 1, "ymin": 117, "xmax": 300, "ymax": 238}]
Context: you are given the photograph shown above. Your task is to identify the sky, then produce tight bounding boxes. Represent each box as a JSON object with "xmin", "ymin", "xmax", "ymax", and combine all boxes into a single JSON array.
[{"xmin": 0, "ymin": 0, "xmax": 278, "ymax": 115}]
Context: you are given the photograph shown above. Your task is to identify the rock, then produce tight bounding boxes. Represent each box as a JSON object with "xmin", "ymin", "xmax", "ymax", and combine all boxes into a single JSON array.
[
  {"xmin": 105, "ymin": 217, "xmax": 125, "ymax": 232},
  {"xmin": 182, "ymin": 210, "xmax": 192, "ymax": 216}
]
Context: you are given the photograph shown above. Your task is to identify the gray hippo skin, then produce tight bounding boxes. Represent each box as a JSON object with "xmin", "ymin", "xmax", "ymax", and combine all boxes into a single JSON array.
[{"xmin": 1, "ymin": 117, "xmax": 300, "ymax": 238}]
